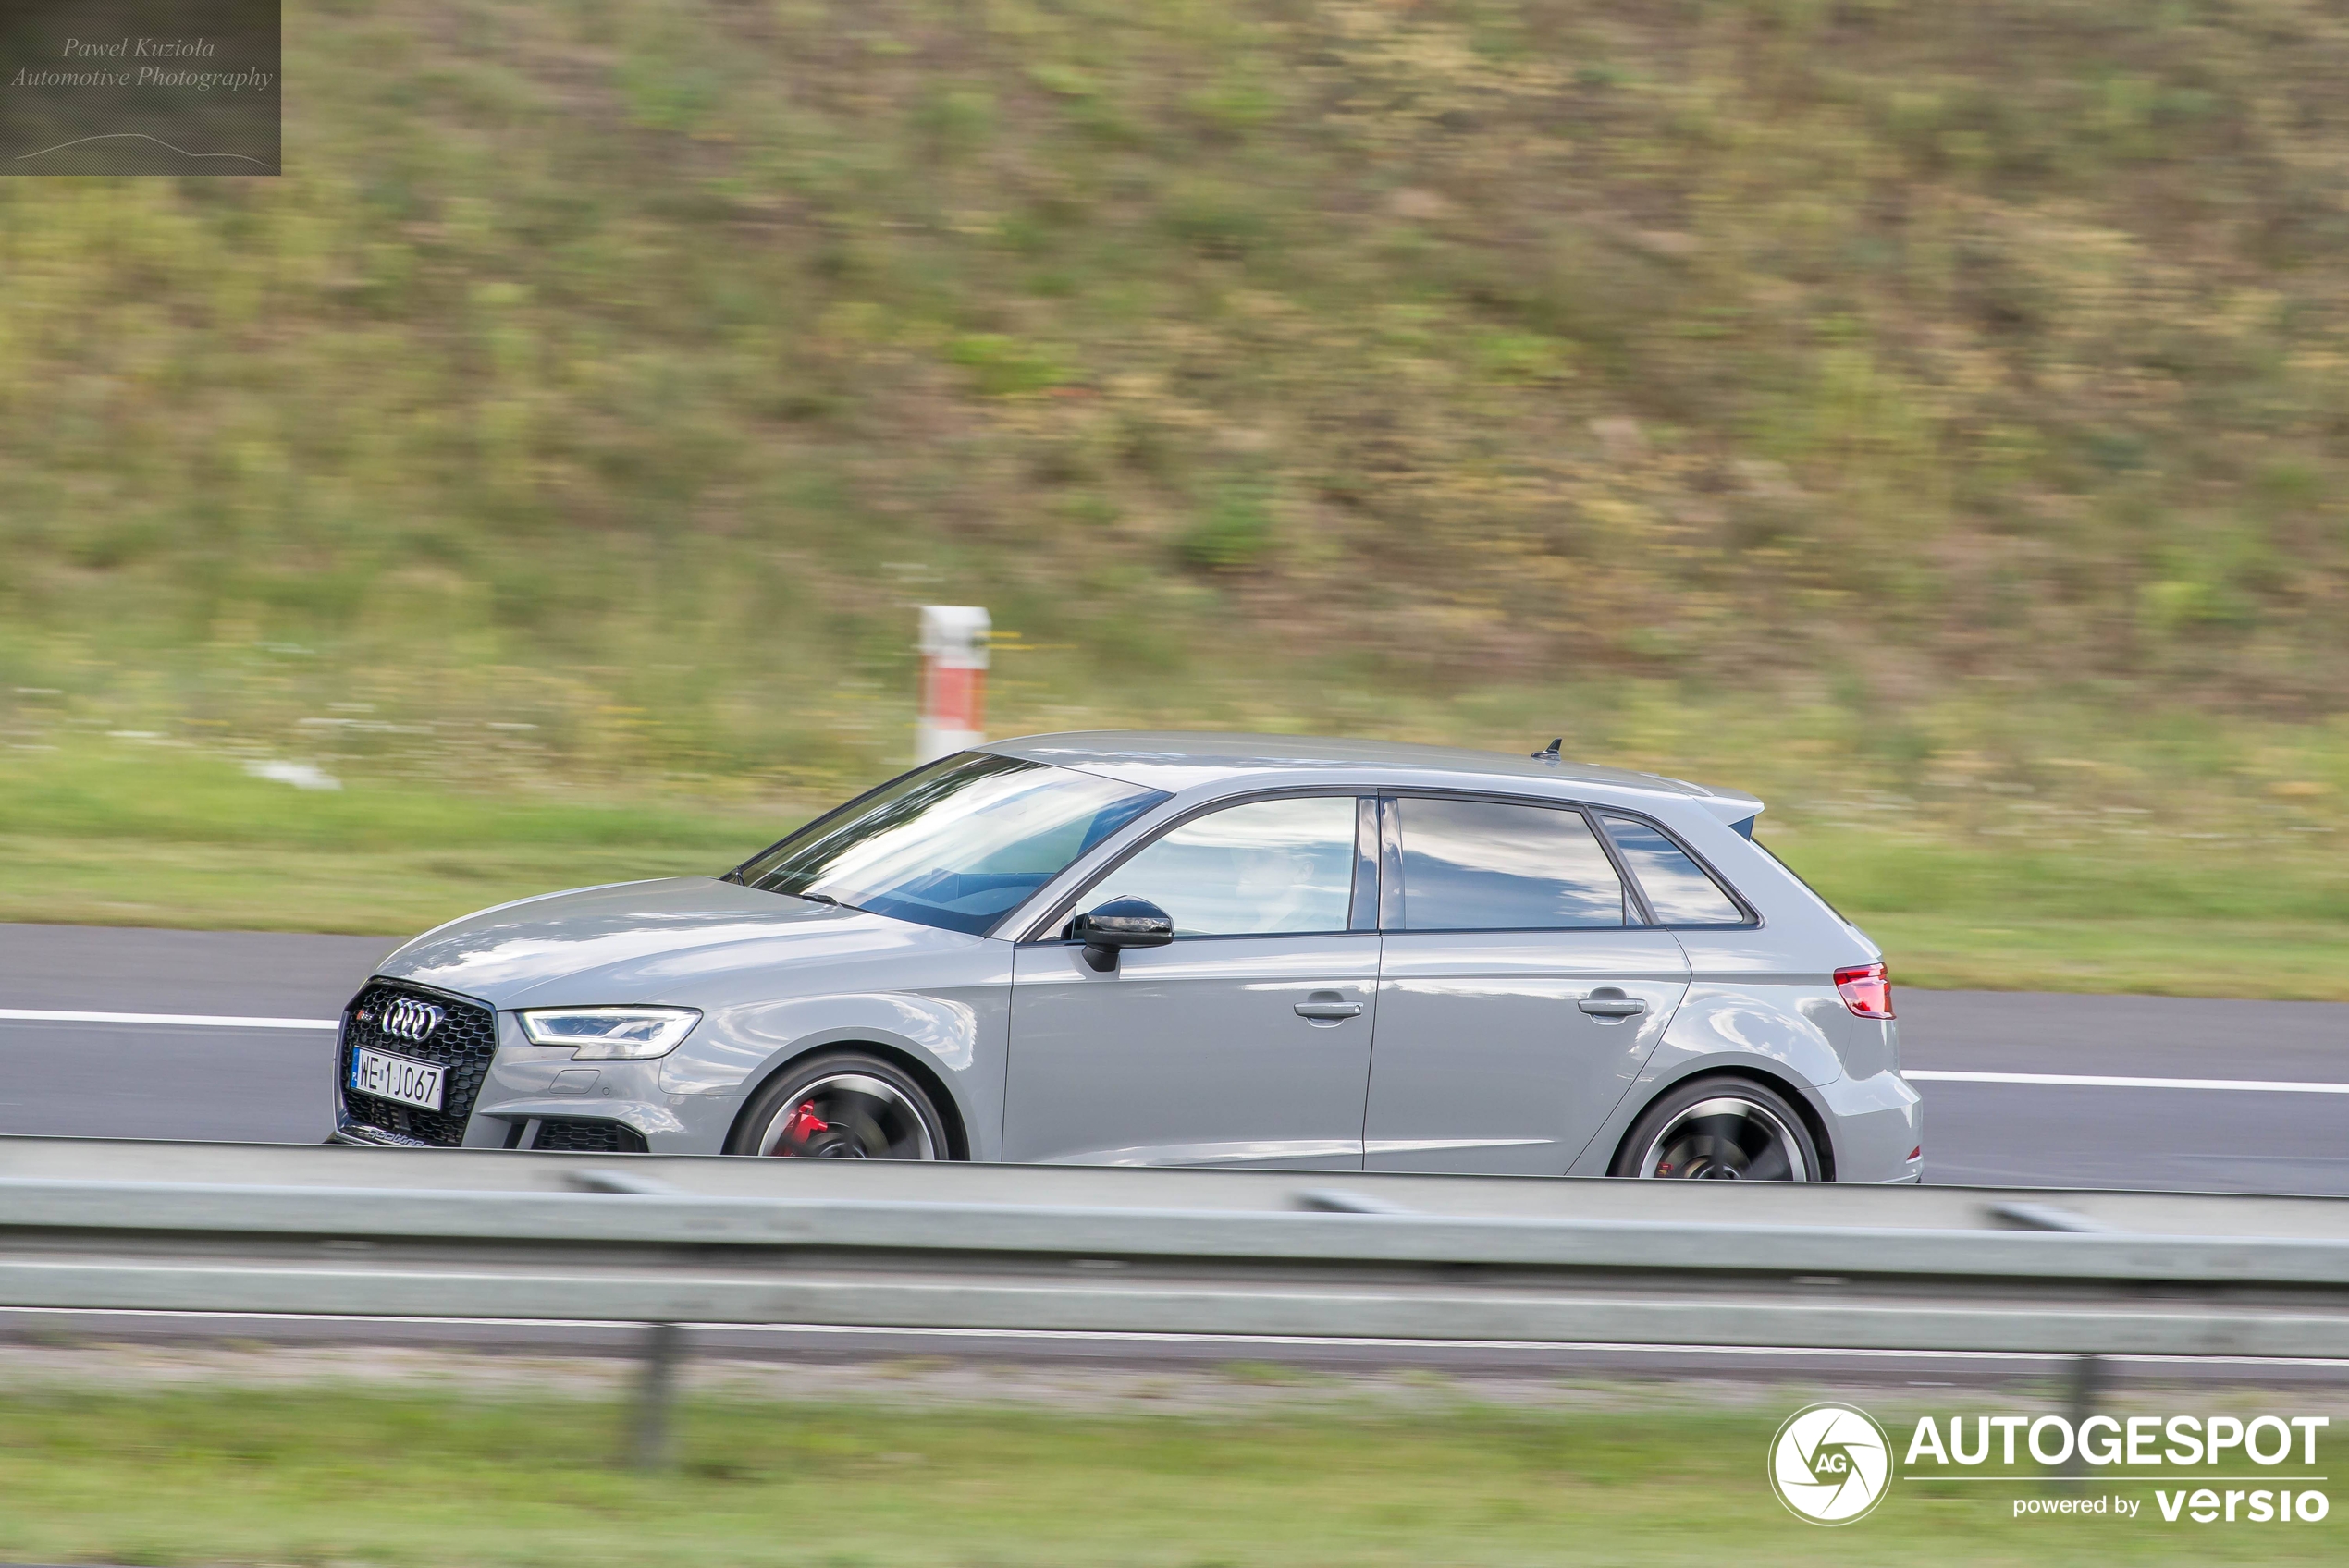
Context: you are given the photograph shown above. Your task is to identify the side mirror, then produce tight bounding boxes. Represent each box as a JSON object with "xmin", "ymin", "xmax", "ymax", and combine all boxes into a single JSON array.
[{"xmin": 1070, "ymin": 896, "xmax": 1175, "ymax": 973}]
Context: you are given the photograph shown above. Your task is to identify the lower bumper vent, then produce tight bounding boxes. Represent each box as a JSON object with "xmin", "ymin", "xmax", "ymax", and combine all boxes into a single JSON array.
[{"xmin": 533, "ymin": 1119, "xmax": 648, "ymax": 1154}]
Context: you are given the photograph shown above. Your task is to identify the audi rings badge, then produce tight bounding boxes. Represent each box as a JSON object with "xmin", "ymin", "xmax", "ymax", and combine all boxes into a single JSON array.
[{"xmin": 379, "ymin": 998, "xmax": 446, "ymax": 1044}]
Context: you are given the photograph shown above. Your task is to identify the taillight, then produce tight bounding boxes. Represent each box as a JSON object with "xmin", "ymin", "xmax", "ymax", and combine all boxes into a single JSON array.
[{"xmin": 1835, "ymin": 962, "xmax": 1894, "ymax": 1019}]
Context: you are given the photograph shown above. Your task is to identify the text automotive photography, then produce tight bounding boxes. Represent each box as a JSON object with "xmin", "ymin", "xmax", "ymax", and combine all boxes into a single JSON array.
[{"xmin": 1, "ymin": 0, "xmax": 277, "ymax": 175}]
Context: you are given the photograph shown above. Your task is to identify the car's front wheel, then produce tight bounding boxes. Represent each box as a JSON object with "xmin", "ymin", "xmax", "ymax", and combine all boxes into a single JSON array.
[
  {"xmin": 728, "ymin": 1050, "xmax": 950, "ymax": 1159},
  {"xmin": 1612, "ymin": 1076, "xmax": 1819, "ymax": 1182}
]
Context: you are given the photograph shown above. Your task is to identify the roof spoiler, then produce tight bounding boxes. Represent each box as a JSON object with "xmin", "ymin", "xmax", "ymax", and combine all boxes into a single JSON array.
[{"xmin": 1657, "ymin": 780, "xmax": 1765, "ymax": 837}]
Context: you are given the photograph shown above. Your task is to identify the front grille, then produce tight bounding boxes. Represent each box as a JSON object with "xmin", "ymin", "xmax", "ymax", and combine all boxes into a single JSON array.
[
  {"xmin": 533, "ymin": 1119, "xmax": 647, "ymax": 1153},
  {"xmin": 338, "ymin": 981, "xmax": 498, "ymax": 1146}
]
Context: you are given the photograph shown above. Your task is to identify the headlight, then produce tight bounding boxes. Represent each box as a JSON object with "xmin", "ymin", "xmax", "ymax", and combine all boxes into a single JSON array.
[{"xmin": 518, "ymin": 1006, "xmax": 701, "ymax": 1060}]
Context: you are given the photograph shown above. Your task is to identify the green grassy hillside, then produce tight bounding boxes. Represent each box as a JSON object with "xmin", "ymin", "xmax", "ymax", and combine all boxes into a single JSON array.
[{"xmin": 1, "ymin": 2, "xmax": 2343, "ymax": 988}]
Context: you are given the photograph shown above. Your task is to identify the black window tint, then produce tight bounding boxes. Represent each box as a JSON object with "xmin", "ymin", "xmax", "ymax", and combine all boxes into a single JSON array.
[
  {"xmin": 1396, "ymin": 798, "xmax": 1627, "ymax": 930},
  {"xmin": 1601, "ymin": 815, "xmax": 1746, "ymax": 925}
]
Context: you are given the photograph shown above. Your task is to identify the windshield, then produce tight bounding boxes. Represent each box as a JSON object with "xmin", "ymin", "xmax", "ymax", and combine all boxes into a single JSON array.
[{"xmin": 732, "ymin": 753, "xmax": 1168, "ymax": 937}]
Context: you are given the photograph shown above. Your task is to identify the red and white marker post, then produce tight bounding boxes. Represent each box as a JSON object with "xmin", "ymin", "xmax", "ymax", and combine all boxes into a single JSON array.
[{"xmin": 916, "ymin": 605, "xmax": 990, "ymax": 763}]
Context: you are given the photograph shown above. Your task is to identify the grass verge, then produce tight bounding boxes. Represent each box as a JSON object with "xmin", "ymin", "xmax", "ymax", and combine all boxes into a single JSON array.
[
  {"xmin": 0, "ymin": 742, "xmax": 769, "ymax": 937},
  {"xmin": 1855, "ymin": 913, "xmax": 2349, "ymax": 1003},
  {"xmin": 0, "ymin": 1380, "xmax": 2340, "ymax": 1566}
]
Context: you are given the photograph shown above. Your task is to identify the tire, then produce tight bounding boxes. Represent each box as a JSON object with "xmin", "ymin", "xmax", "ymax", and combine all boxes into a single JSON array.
[
  {"xmin": 726, "ymin": 1049, "xmax": 952, "ymax": 1160},
  {"xmin": 1611, "ymin": 1075, "xmax": 1821, "ymax": 1182}
]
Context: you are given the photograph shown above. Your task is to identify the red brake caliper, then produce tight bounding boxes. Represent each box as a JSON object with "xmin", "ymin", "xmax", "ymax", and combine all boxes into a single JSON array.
[{"xmin": 773, "ymin": 1099, "xmax": 829, "ymax": 1155}]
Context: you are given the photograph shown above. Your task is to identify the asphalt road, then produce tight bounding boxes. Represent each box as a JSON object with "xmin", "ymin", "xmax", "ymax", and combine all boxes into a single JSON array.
[
  {"xmin": 3, "ymin": 920, "xmax": 2347, "ymax": 1381},
  {"xmin": 2, "ymin": 921, "xmax": 2344, "ymax": 1194}
]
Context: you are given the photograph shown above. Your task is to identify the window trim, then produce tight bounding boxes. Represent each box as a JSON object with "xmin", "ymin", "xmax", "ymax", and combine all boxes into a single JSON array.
[
  {"xmin": 1349, "ymin": 797, "xmax": 1381, "ymax": 933},
  {"xmin": 1016, "ymin": 786, "xmax": 1378, "ymax": 945},
  {"xmin": 1375, "ymin": 789, "xmax": 1762, "ymax": 934},
  {"xmin": 1377, "ymin": 795, "xmax": 1405, "ymax": 932},
  {"xmin": 1593, "ymin": 808, "xmax": 1762, "ymax": 930},
  {"xmin": 1009, "ymin": 782, "xmax": 1763, "ymax": 943}
]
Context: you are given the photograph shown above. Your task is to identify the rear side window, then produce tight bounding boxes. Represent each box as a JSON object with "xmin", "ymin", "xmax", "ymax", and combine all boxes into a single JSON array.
[
  {"xmin": 1396, "ymin": 798, "xmax": 1628, "ymax": 929},
  {"xmin": 1600, "ymin": 815, "xmax": 1747, "ymax": 925}
]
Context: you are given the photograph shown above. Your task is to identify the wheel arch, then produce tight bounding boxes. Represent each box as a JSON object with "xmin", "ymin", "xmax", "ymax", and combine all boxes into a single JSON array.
[
  {"xmin": 726, "ymin": 1038, "xmax": 972, "ymax": 1161},
  {"xmin": 1607, "ymin": 1061, "xmax": 1839, "ymax": 1182}
]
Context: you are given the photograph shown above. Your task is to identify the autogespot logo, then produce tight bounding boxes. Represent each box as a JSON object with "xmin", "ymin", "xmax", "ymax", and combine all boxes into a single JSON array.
[{"xmin": 1769, "ymin": 1402, "xmax": 1894, "ymax": 1525}]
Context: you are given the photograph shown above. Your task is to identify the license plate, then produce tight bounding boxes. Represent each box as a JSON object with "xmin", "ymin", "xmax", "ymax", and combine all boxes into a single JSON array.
[{"xmin": 349, "ymin": 1046, "xmax": 445, "ymax": 1110}]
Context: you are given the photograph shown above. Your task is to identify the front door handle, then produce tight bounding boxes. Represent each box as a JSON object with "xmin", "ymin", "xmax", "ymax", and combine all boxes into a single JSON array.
[
  {"xmin": 1577, "ymin": 993, "xmax": 1648, "ymax": 1019},
  {"xmin": 1295, "ymin": 1001, "xmax": 1364, "ymax": 1021}
]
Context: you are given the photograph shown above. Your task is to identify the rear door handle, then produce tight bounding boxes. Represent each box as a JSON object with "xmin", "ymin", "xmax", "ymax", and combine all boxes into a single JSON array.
[
  {"xmin": 1295, "ymin": 1001, "xmax": 1364, "ymax": 1021},
  {"xmin": 1578, "ymin": 995, "xmax": 1648, "ymax": 1019}
]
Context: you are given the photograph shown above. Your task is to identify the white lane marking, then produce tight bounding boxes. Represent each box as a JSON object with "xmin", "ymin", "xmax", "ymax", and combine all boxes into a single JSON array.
[
  {"xmin": 0, "ymin": 1011, "xmax": 2339, "ymax": 1097},
  {"xmin": 0, "ymin": 1009, "xmax": 338, "ymax": 1031},
  {"xmin": 1908, "ymin": 1069, "xmax": 2349, "ymax": 1095}
]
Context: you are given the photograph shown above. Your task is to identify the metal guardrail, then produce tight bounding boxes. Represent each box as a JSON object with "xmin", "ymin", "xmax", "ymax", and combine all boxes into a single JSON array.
[{"xmin": 4, "ymin": 1137, "xmax": 2348, "ymax": 1463}]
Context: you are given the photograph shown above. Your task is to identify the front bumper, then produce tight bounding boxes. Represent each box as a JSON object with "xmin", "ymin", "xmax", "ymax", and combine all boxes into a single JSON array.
[{"xmin": 334, "ymin": 991, "xmax": 716, "ymax": 1152}]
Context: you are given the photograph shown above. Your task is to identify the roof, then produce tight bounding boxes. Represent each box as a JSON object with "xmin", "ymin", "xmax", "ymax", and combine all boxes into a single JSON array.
[{"xmin": 979, "ymin": 730, "xmax": 1764, "ymax": 822}]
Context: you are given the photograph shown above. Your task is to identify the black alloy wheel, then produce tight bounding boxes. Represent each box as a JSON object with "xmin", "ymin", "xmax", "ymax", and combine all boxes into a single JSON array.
[
  {"xmin": 1612, "ymin": 1076, "xmax": 1820, "ymax": 1182},
  {"xmin": 727, "ymin": 1050, "xmax": 950, "ymax": 1160}
]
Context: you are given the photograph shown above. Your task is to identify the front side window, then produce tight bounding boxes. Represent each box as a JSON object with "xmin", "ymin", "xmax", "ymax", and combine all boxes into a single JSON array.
[
  {"xmin": 735, "ymin": 753, "xmax": 1168, "ymax": 936},
  {"xmin": 1091, "ymin": 796, "xmax": 1359, "ymax": 937},
  {"xmin": 1600, "ymin": 815, "xmax": 1747, "ymax": 925},
  {"xmin": 1396, "ymin": 797, "xmax": 1628, "ymax": 930}
]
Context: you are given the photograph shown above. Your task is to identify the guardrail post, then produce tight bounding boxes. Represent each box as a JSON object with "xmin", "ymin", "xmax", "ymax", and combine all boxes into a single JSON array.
[
  {"xmin": 630, "ymin": 1321, "xmax": 683, "ymax": 1471},
  {"xmin": 2054, "ymin": 1353, "xmax": 2106, "ymax": 1483}
]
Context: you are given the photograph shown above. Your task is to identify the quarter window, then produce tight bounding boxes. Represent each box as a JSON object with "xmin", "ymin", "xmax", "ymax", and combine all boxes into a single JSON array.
[
  {"xmin": 1601, "ymin": 815, "xmax": 1747, "ymax": 925},
  {"xmin": 1094, "ymin": 796, "xmax": 1359, "ymax": 937},
  {"xmin": 1395, "ymin": 798, "xmax": 1628, "ymax": 930}
]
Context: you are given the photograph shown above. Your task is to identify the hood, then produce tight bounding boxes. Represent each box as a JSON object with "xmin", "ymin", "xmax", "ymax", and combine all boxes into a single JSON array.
[{"xmin": 377, "ymin": 876, "xmax": 980, "ymax": 1009}]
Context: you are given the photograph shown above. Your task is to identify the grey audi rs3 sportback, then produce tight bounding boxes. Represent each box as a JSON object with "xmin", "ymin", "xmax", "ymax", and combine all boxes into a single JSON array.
[{"xmin": 333, "ymin": 733, "xmax": 1922, "ymax": 1182}]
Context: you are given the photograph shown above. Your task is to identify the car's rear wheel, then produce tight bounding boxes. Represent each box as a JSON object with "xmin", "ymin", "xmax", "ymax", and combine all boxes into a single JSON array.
[
  {"xmin": 728, "ymin": 1050, "xmax": 949, "ymax": 1159},
  {"xmin": 1612, "ymin": 1077, "xmax": 1819, "ymax": 1182}
]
